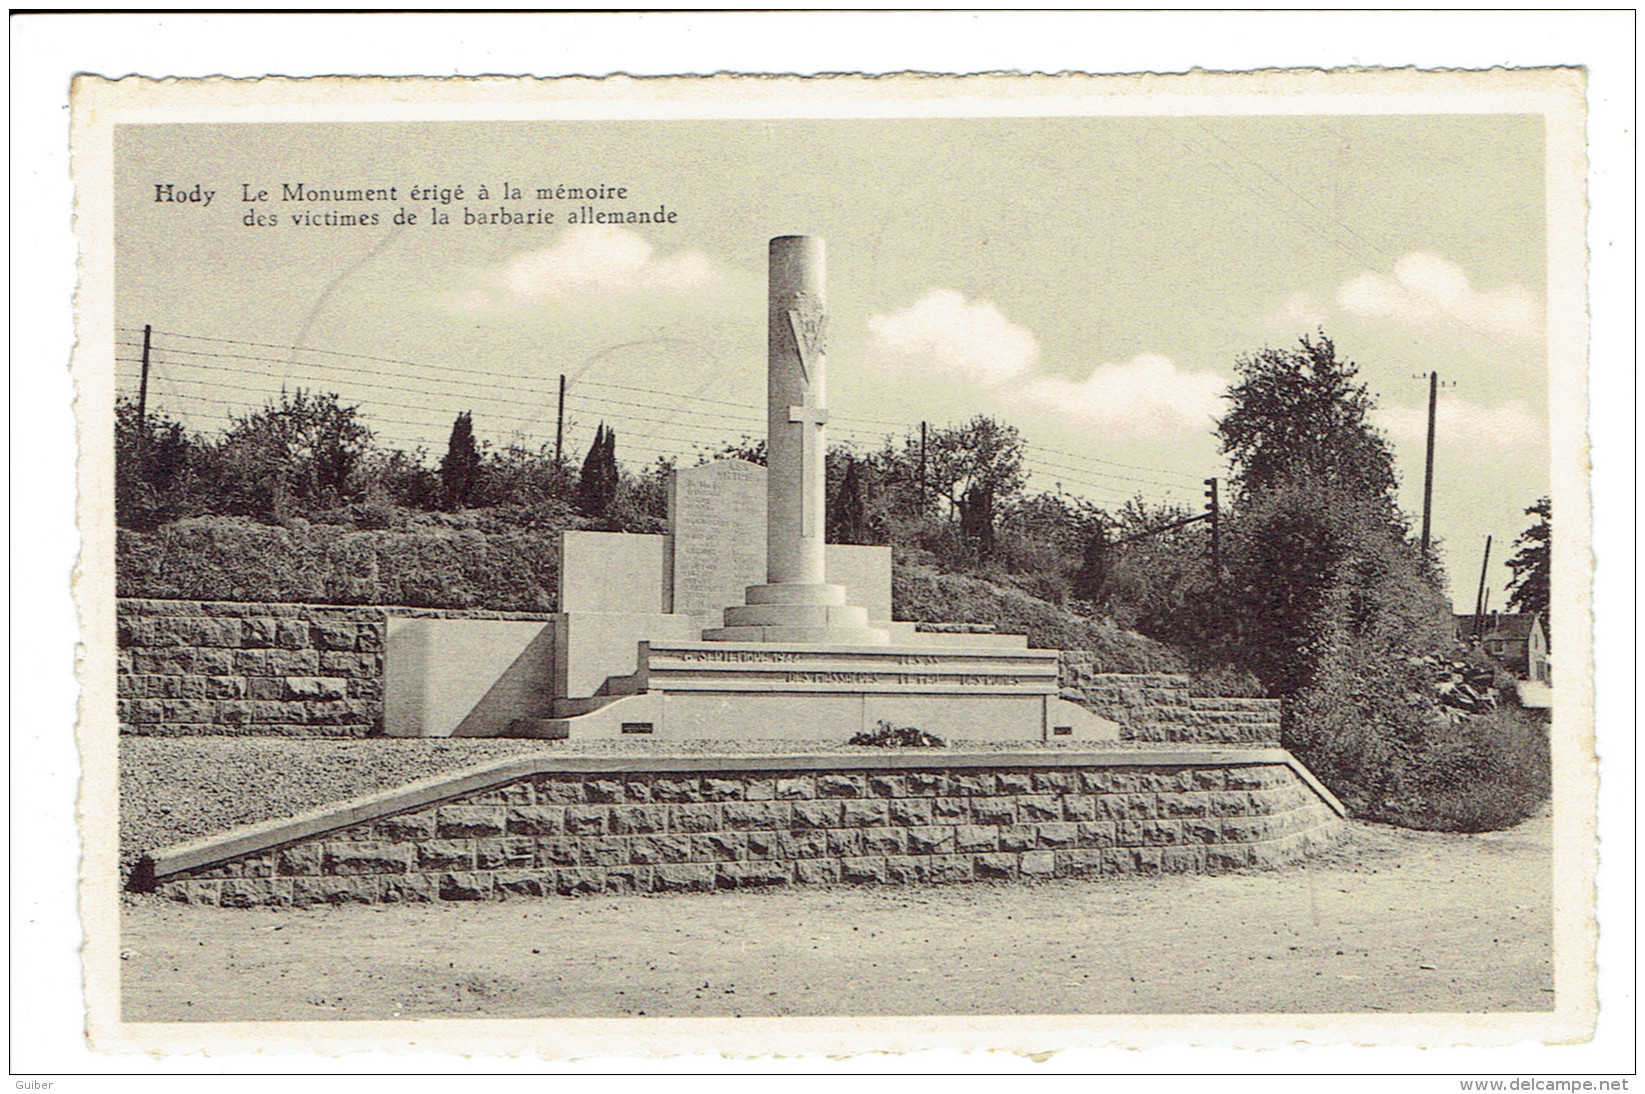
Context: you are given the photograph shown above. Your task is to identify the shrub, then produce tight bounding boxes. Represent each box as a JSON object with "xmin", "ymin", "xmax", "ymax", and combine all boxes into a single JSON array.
[
  {"xmin": 117, "ymin": 515, "xmax": 562, "ymax": 611},
  {"xmin": 1335, "ymin": 705, "xmax": 1551, "ymax": 832},
  {"xmin": 577, "ymin": 424, "xmax": 619, "ymax": 517},
  {"xmin": 361, "ymin": 448, "xmax": 439, "ymax": 511},
  {"xmin": 439, "ymin": 411, "xmax": 482, "ymax": 510},
  {"xmin": 115, "ymin": 400, "xmax": 204, "ymax": 530},
  {"xmin": 847, "ymin": 721, "xmax": 946, "ymax": 748},
  {"xmin": 474, "ymin": 441, "xmax": 570, "ymax": 509},
  {"xmin": 207, "ymin": 389, "xmax": 375, "ymax": 518}
]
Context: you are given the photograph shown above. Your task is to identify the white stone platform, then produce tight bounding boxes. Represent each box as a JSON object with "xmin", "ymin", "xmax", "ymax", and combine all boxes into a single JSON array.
[{"xmin": 514, "ymin": 640, "xmax": 1118, "ymax": 743}]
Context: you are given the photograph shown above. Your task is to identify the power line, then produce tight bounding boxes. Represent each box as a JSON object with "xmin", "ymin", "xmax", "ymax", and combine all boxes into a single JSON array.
[
  {"xmin": 138, "ymin": 386, "xmax": 734, "ymax": 463},
  {"xmin": 120, "ymin": 353, "xmax": 768, "ymax": 449},
  {"xmin": 1026, "ymin": 440, "xmax": 1207, "ymax": 484},
  {"xmin": 122, "ymin": 325, "xmax": 1213, "ymax": 510},
  {"xmin": 1020, "ymin": 449, "xmax": 1197, "ymax": 492}
]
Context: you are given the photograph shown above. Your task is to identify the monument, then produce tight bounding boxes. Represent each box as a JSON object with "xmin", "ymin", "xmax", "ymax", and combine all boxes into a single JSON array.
[
  {"xmin": 703, "ymin": 236, "xmax": 889, "ymax": 646},
  {"xmin": 384, "ymin": 235, "xmax": 1116, "ymax": 743}
]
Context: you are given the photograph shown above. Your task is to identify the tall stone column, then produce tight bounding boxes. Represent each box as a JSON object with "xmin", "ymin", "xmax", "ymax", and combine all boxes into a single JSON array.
[
  {"xmin": 702, "ymin": 235, "xmax": 889, "ymax": 645},
  {"xmin": 767, "ymin": 235, "xmax": 828, "ymax": 585}
]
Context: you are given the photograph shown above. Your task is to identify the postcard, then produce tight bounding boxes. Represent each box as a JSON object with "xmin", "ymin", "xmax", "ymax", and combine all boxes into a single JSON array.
[{"xmin": 70, "ymin": 66, "xmax": 1595, "ymax": 1061}]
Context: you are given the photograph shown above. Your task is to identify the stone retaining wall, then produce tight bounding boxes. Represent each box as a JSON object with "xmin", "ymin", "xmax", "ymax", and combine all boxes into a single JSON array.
[
  {"xmin": 117, "ymin": 601, "xmax": 1282, "ymax": 743},
  {"xmin": 117, "ymin": 599, "xmax": 554, "ymax": 737},
  {"xmin": 139, "ymin": 753, "xmax": 1344, "ymax": 906},
  {"xmin": 1057, "ymin": 662, "xmax": 1281, "ymax": 745}
]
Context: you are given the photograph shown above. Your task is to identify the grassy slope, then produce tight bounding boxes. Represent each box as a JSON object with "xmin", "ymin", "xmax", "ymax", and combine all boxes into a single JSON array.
[
  {"xmin": 118, "ymin": 512, "xmax": 564, "ymax": 611},
  {"xmin": 894, "ymin": 563, "xmax": 1186, "ymax": 672},
  {"xmin": 118, "ymin": 513, "xmax": 1254, "ymax": 686}
]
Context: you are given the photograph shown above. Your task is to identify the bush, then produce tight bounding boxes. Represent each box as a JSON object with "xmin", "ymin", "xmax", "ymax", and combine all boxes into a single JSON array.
[
  {"xmin": 1318, "ymin": 703, "xmax": 1551, "ymax": 832},
  {"xmin": 207, "ymin": 390, "xmax": 375, "ymax": 518},
  {"xmin": 847, "ymin": 721, "xmax": 946, "ymax": 748},
  {"xmin": 1225, "ymin": 478, "xmax": 1540, "ymax": 828},
  {"xmin": 115, "ymin": 400, "xmax": 204, "ymax": 531},
  {"xmin": 474, "ymin": 441, "xmax": 570, "ymax": 509}
]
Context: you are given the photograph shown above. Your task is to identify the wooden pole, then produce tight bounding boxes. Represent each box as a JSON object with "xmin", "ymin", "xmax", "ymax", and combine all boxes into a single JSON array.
[
  {"xmin": 554, "ymin": 374, "xmax": 566, "ymax": 466},
  {"xmin": 137, "ymin": 324, "xmax": 152, "ymax": 426},
  {"xmin": 1473, "ymin": 535, "xmax": 1493, "ymax": 640},
  {"xmin": 1420, "ymin": 370, "xmax": 1438, "ymax": 557}
]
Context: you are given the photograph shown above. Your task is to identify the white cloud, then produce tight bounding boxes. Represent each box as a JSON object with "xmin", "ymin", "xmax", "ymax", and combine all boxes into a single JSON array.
[
  {"xmin": 866, "ymin": 289, "xmax": 1226, "ymax": 440},
  {"xmin": 441, "ymin": 225, "xmax": 723, "ymax": 312},
  {"xmin": 1335, "ymin": 252, "xmax": 1543, "ymax": 345},
  {"xmin": 1375, "ymin": 397, "xmax": 1546, "ymax": 455},
  {"xmin": 1017, "ymin": 355, "xmax": 1226, "ymax": 439},
  {"xmin": 865, "ymin": 288, "xmax": 1038, "ymax": 386}
]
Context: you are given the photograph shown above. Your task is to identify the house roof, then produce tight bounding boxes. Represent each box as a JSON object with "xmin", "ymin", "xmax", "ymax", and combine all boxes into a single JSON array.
[{"xmin": 1454, "ymin": 612, "xmax": 1542, "ymax": 641}]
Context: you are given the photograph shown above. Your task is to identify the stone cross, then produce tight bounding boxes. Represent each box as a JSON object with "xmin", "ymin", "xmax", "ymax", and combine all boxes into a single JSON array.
[{"xmin": 787, "ymin": 404, "xmax": 828, "ymax": 537}]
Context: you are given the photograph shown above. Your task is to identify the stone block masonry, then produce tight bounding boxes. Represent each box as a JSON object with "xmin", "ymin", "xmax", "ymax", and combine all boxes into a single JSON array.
[
  {"xmin": 118, "ymin": 602, "xmax": 1281, "ymax": 743},
  {"xmin": 117, "ymin": 599, "xmax": 553, "ymax": 737},
  {"xmin": 136, "ymin": 751, "xmax": 1345, "ymax": 905},
  {"xmin": 1058, "ymin": 660, "xmax": 1281, "ymax": 745}
]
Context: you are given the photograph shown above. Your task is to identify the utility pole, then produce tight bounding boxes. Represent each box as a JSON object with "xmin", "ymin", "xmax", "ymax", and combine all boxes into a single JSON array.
[
  {"xmin": 1412, "ymin": 370, "xmax": 1456, "ymax": 558},
  {"xmin": 1472, "ymin": 535, "xmax": 1493, "ymax": 640},
  {"xmin": 1203, "ymin": 477, "xmax": 1220, "ymax": 577},
  {"xmin": 136, "ymin": 324, "xmax": 153, "ymax": 427},
  {"xmin": 1420, "ymin": 370, "xmax": 1437, "ymax": 557},
  {"xmin": 136, "ymin": 324, "xmax": 153, "ymax": 465},
  {"xmin": 554, "ymin": 374, "xmax": 566, "ymax": 466}
]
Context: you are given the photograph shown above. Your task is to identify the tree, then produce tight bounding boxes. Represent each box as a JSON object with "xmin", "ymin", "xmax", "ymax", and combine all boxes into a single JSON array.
[
  {"xmin": 115, "ymin": 398, "xmax": 200, "ymax": 529},
  {"xmin": 211, "ymin": 388, "xmax": 374, "ymax": 517},
  {"xmin": 1504, "ymin": 496, "xmax": 1551, "ymax": 623},
  {"xmin": 439, "ymin": 410, "xmax": 482, "ymax": 510},
  {"xmin": 828, "ymin": 457, "xmax": 871, "ymax": 545},
  {"xmin": 924, "ymin": 415, "xmax": 1027, "ymax": 557},
  {"xmin": 576, "ymin": 423, "xmax": 619, "ymax": 516},
  {"xmin": 1219, "ymin": 333, "xmax": 1399, "ymax": 511},
  {"xmin": 1072, "ymin": 525, "xmax": 1108, "ymax": 602},
  {"xmin": 1206, "ymin": 334, "xmax": 1489, "ymax": 827}
]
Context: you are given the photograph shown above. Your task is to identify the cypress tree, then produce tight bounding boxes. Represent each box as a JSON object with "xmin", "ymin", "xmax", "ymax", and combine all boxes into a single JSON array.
[
  {"xmin": 829, "ymin": 458, "xmax": 869, "ymax": 544},
  {"xmin": 577, "ymin": 423, "xmax": 619, "ymax": 516},
  {"xmin": 439, "ymin": 410, "xmax": 481, "ymax": 510}
]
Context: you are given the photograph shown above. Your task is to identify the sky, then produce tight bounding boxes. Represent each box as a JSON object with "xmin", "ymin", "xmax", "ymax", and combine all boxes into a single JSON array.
[{"xmin": 114, "ymin": 114, "xmax": 1549, "ymax": 611}]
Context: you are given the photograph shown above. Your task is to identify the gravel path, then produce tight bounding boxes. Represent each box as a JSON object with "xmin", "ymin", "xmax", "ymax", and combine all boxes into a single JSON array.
[{"xmin": 119, "ymin": 810, "xmax": 1554, "ymax": 1022}]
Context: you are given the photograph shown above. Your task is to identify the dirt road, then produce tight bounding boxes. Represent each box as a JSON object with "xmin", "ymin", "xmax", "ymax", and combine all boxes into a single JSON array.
[{"xmin": 120, "ymin": 812, "xmax": 1552, "ymax": 1020}]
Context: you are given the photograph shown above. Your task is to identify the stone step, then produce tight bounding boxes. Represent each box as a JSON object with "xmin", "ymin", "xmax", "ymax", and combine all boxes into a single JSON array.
[
  {"xmin": 701, "ymin": 623, "xmax": 892, "ymax": 645},
  {"xmin": 503, "ymin": 718, "xmax": 570, "ymax": 739},
  {"xmin": 743, "ymin": 582, "xmax": 848, "ymax": 606},
  {"xmin": 721, "ymin": 602, "xmax": 870, "ymax": 629},
  {"xmin": 598, "ymin": 672, "xmax": 646, "ymax": 698}
]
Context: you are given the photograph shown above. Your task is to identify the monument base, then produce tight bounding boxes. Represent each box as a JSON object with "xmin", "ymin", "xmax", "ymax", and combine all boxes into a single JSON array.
[
  {"xmin": 705, "ymin": 581, "xmax": 892, "ymax": 645},
  {"xmin": 512, "ymin": 641, "xmax": 1120, "ymax": 743}
]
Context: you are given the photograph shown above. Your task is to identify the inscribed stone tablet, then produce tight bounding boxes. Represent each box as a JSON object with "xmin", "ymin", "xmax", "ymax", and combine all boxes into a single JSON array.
[{"xmin": 667, "ymin": 460, "xmax": 767, "ymax": 616}]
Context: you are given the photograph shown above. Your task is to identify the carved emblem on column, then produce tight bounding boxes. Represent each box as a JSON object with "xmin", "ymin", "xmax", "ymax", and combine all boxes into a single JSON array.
[{"xmin": 785, "ymin": 291, "xmax": 828, "ymax": 382}]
